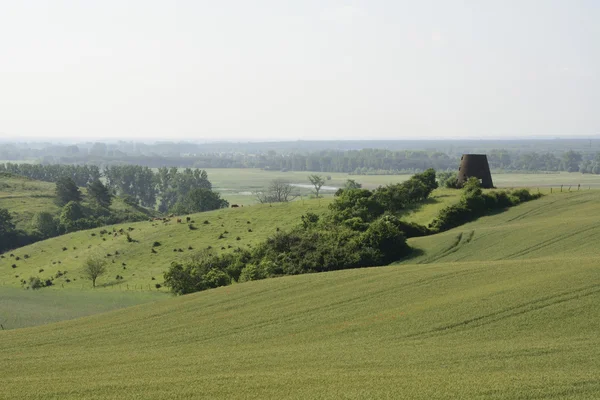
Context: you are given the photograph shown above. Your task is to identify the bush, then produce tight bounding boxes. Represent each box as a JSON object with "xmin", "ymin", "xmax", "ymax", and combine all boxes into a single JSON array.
[
  {"xmin": 152, "ymin": 241, "xmax": 161, "ymax": 247},
  {"xmin": 29, "ymin": 276, "xmax": 44, "ymax": 289}
]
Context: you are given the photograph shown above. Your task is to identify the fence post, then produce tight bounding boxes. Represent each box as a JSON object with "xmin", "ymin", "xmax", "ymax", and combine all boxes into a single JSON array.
[
  {"xmin": 551, "ymin": 187, "xmax": 553, "ymax": 193},
  {"xmin": 560, "ymin": 185, "xmax": 563, "ymax": 192}
]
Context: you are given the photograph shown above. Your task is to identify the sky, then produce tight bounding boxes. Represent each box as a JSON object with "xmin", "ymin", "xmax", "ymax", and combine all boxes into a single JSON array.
[{"xmin": 0, "ymin": 0, "xmax": 598, "ymax": 142}]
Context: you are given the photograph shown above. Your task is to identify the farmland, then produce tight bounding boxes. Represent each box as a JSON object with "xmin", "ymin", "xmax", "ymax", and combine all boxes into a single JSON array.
[{"xmin": 1, "ymin": 189, "xmax": 599, "ymax": 398}]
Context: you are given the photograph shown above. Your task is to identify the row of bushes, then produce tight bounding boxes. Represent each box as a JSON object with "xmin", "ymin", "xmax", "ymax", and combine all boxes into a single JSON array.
[
  {"xmin": 429, "ymin": 178, "xmax": 542, "ymax": 231},
  {"xmin": 164, "ymin": 214, "xmax": 411, "ymax": 295}
]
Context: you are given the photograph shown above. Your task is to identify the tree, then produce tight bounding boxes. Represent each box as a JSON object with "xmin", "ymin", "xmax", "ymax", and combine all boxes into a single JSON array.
[
  {"xmin": 344, "ymin": 179, "xmax": 362, "ymax": 190},
  {"xmin": 82, "ymin": 256, "xmax": 107, "ymax": 288},
  {"xmin": 255, "ymin": 179, "xmax": 298, "ymax": 203},
  {"xmin": 30, "ymin": 212, "xmax": 57, "ymax": 238},
  {"xmin": 561, "ymin": 150, "xmax": 583, "ymax": 173},
  {"xmin": 308, "ymin": 175, "xmax": 325, "ymax": 198},
  {"xmin": 0, "ymin": 208, "xmax": 17, "ymax": 252},
  {"xmin": 59, "ymin": 201, "xmax": 84, "ymax": 233},
  {"xmin": 171, "ymin": 188, "xmax": 229, "ymax": 214},
  {"xmin": 87, "ymin": 179, "xmax": 113, "ymax": 208},
  {"xmin": 55, "ymin": 177, "xmax": 82, "ymax": 206}
]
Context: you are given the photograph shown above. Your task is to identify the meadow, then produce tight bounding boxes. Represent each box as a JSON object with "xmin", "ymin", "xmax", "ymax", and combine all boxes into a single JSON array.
[{"xmin": 1, "ymin": 190, "xmax": 599, "ymax": 398}]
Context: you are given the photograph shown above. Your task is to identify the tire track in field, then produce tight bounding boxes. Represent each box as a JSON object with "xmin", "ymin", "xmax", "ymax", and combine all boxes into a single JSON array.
[
  {"xmin": 420, "ymin": 231, "xmax": 476, "ymax": 264},
  {"xmin": 403, "ymin": 283, "xmax": 600, "ymax": 340},
  {"xmin": 504, "ymin": 197, "xmax": 564, "ymax": 223},
  {"xmin": 502, "ymin": 224, "xmax": 598, "ymax": 260}
]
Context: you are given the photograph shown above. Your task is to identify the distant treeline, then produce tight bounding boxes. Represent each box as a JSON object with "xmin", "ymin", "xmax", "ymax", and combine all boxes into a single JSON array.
[{"xmin": 3, "ymin": 145, "xmax": 600, "ymax": 174}]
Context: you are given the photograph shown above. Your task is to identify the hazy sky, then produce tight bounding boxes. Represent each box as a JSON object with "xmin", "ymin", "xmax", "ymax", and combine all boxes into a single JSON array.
[{"xmin": 0, "ymin": 1, "xmax": 598, "ymax": 141}]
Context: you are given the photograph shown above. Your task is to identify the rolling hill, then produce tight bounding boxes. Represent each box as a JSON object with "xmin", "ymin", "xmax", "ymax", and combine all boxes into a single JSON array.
[{"xmin": 1, "ymin": 190, "xmax": 599, "ymax": 398}]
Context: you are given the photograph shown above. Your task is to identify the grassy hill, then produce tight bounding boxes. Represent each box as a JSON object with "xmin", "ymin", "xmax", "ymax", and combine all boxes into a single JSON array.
[
  {"xmin": 0, "ymin": 198, "xmax": 333, "ymax": 293},
  {"xmin": 1, "ymin": 190, "xmax": 599, "ymax": 398},
  {"xmin": 402, "ymin": 190, "xmax": 600, "ymax": 264},
  {"xmin": 0, "ymin": 188, "xmax": 463, "ymax": 293},
  {"xmin": 0, "ymin": 173, "xmax": 153, "ymax": 231}
]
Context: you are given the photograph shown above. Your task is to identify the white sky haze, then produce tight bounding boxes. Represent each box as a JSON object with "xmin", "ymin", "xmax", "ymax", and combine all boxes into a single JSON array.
[{"xmin": 0, "ymin": 1, "xmax": 598, "ymax": 141}]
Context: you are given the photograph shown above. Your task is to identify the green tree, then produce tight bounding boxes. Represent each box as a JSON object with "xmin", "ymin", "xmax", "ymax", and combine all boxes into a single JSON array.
[
  {"xmin": 30, "ymin": 212, "xmax": 57, "ymax": 238},
  {"xmin": 308, "ymin": 175, "xmax": 325, "ymax": 198},
  {"xmin": 82, "ymin": 256, "xmax": 107, "ymax": 288},
  {"xmin": 87, "ymin": 179, "xmax": 113, "ymax": 208},
  {"xmin": 561, "ymin": 150, "xmax": 583, "ymax": 172},
  {"xmin": 59, "ymin": 201, "xmax": 84, "ymax": 232},
  {"xmin": 344, "ymin": 179, "xmax": 362, "ymax": 190},
  {"xmin": 55, "ymin": 177, "xmax": 82, "ymax": 206},
  {"xmin": 171, "ymin": 188, "xmax": 229, "ymax": 214},
  {"xmin": 0, "ymin": 208, "xmax": 17, "ymax": 252}
]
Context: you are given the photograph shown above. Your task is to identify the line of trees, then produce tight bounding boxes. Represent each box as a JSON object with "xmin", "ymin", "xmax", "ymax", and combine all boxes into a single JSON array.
[{"xmin": 4, "ymin": 148, "xmax": 600, "ymax": 175}]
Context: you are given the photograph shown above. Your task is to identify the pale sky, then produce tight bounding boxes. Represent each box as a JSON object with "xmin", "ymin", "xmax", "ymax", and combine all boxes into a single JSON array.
[{"xmin": 0, "ymin": 1, "xmax": 598, "ymax": 141}]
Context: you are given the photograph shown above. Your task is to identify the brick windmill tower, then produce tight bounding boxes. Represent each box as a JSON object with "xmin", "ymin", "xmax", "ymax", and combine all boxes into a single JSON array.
[{"xmin": 457, "ymin": 154, "xmax": 494, "ymax": 188}]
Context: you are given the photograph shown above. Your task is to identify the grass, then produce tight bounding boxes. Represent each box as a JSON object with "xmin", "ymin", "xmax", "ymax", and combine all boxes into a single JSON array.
[
  {"xmin": 0, "ymin": 198, "xmax": 333, "ymax": 292},
  {"xmin": 0, "ymin": 174, "xmax": 60, "ymax": 230},
  {"xmin": 1, "ymin": 204, "xmax": 599, "ymax": 397},
  {"xmin": 0, "ymin": 287, "xmax": 162, "ymax": 330},
  {"xmin": 402, "ymin": 190, "xmax": 600, "ymax": 264},
  {"xmin": 2, "ymin": 180, "xmax": 600, "ymax": 398}
]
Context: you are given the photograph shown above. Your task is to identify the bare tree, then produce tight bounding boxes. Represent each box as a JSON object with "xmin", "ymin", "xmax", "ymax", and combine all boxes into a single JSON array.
[
  {"xmin": 254, "ymin": 179, "xmax": 299, "ymax": 203},
  {"xmin": 82, "ymin": 256, "xmax": 107, "ymax": 288},
  {"xmin": 308, "ymin": 175, "xmax": 325, "ymax": 198}
]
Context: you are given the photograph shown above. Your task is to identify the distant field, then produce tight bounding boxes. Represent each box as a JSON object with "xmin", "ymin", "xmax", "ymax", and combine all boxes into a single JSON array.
[
  {"xmin": 203, "ymin": 169, "xmax": 600, "ymax": 205},
  {"xmin": 2, "ymin": 190, "xmax": 599, "ymax": 398}
]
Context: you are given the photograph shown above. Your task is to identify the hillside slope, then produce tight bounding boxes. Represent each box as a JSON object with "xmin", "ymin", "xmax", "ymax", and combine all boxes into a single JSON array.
[
  {"xmin": 403, "ymin": 190, "xmax": 600, "ymax": 264},
  {"xmin": 0, "ymin": 199, "xmax": 331, "ymax": 290},
  {"xmin": 0, "ymin": 172, "xmax": 153, "ymax": 231},
  {"xmin": 1, "ymin": 190, "xmax": 599, "ymax": 399}
]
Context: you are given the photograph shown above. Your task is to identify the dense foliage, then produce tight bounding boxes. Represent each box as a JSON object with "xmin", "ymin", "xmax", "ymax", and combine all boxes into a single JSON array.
[
  {"xmin": 429, "ymin": 178, "xmax": 542, "ymax": 232},
  {"xmin": 163, "ymin": 170, "xmax": 441, "ymax": 295}
]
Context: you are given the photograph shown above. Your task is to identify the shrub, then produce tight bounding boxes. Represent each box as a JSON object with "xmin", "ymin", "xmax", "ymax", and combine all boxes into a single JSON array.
[
  {"xmin": 236, "ymin": 236, "xmax": 241, "ymax": 240},
  {"xmin": 62, "ymin": 247, "xmax": 67, "ymax": 251},
  {"xmin": 155, "ymin": 283, "xmax": 162, "ymax": 289},
  {"xmin": 29, "ymin": 276, "xmax": 44, "ymax": 289},
  {"xmin": 23, "ymin": 254, "xmax": 29, "ymax": 259},
  {"xmin": 203, "ymin": 220, "xmax": 210, "ymax": 224},
  {"xmin": 188, "ymin": 224, "xmax": 197, "ymax": 230},
  {"xmin": 152, "ymin": 241, "xmax": 161, "ymax": 247},
  {"xmin": 11, "ymin": 264, "xmax": 16, "ymax": 268}
]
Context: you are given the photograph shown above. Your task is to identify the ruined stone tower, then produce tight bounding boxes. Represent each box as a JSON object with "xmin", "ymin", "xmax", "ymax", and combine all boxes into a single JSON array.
[{"xmin": 457, "ymin": 154, "xmax": 494, "ymax": 188}]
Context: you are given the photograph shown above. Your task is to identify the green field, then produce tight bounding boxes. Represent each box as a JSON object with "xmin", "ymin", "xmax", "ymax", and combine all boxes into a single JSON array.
[
  {"xmin": 0, "ymin": 287, "xmax": 162, "ymax": 330},
  {"xmin": 1, "ymin": 190, "xmax": 599, "ymax": 398}
]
